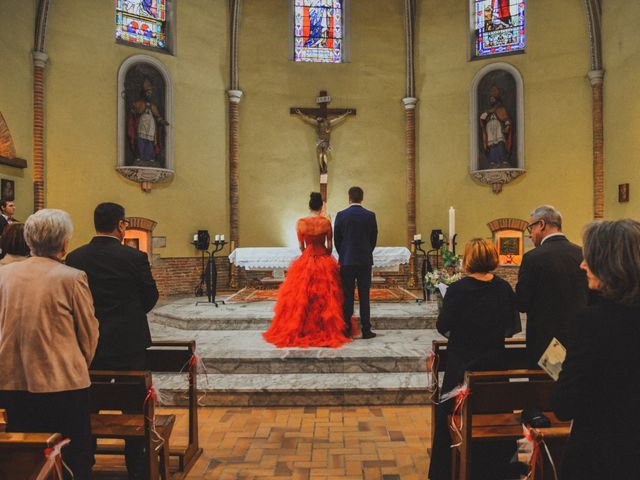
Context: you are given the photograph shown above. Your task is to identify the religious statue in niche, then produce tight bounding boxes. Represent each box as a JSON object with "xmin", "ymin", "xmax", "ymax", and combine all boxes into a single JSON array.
[
  {"xmin": 124, "ymin": 65, "xmax": 168, "ymax": 168},
  {"xmin": 294, "ymin": 108, "xmax": 352, "ymax": 174},
  {"xmin": 476, "ymin": 70, "xmax": 517, "ymax": 170}
]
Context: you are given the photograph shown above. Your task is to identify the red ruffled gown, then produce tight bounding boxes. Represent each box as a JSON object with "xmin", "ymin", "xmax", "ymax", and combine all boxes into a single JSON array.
[{"xmin": 263, "ymin": 215, "xmax": 351, "ymax": 348}]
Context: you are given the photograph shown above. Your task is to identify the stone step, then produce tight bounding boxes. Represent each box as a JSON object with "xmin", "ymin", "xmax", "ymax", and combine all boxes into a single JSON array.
[
  {"xmin": 154, "ymin": 372, "xmax": 433, "ymax": 407},
  {"xmin": 201, "ymin": 355, "xmax": 426, "ymax": 374},
  {"xmin": 152, "ymin": 299, "xmax": 439, "ymax": 331}
]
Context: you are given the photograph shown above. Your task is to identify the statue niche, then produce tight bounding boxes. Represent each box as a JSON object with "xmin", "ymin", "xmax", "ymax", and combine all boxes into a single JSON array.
[
  {"xmin": 470, "ymin": 62, "xmax": 524, "ymax": 193},
  {"xmin": 117, "ymin": 55, "xmax": 174, "ymax": 192}
]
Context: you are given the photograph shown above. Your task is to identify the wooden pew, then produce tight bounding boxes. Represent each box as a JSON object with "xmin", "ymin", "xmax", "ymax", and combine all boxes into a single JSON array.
[
  {"xmin": 429, "ymin": 338, "xmax": 528, "ymax": 440},
  {"xmin": 146, "ymin": 340, "xmax": 202, "ymax": 476},
  {"xmin": 0, "ymin": 432, "xmax": 64, "ymax": 479},
  {"xmin": 90, "ymin": 370, "xmax": 176, "ymax": 480},
  {"xmin": 451, "ymin": 369, "xmax": 571, "ymax": 480}
]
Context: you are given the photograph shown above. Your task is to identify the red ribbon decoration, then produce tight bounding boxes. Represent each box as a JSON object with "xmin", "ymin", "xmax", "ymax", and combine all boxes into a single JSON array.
[
  {"xmin": 449, "ymin": 384, "xmax": 470, "ymax": 448},
  {"xmin": 522, "ymin": 425, "xmax": 543, "ymax": 479},
  {"xmin": 38, "ymin": 438, "xmax": 72, "ymax": 480}
]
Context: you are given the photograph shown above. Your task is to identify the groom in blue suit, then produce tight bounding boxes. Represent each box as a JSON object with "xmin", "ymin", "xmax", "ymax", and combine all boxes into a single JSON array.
[{"xmin": 334, "ymin": 186, "xmax": 378, "ymax": 339}]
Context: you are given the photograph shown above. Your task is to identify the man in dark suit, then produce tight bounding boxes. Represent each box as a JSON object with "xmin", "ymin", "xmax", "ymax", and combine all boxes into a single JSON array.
[
  {"xmin": 516, "ymin": 205, "xmax": 588, "ymax": 368},
  {"xmin": 0, "ymin": 200, "xmax": 16, "ymax": 236},
  {"xmin": 334, "ymin": 186, "xmax": 378, "ymax": 339},
  {"xmin": 66, "ymin": 202, "xmax": 159, "ymax": 480}
]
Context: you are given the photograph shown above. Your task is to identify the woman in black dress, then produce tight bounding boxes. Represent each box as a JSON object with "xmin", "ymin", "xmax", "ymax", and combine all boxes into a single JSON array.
[
  {"xmin": 552, "ymin": 219, "xmax": 640, "ymax": 479},
  {"xmin": 428, "ymin": 238, "xmax": 520, "ymax": 480}
]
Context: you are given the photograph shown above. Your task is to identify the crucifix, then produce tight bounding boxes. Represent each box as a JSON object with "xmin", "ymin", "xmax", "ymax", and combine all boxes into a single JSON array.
[{"xmin": 290, "ymin": 90, "xmax": 356, "ymax": 202}]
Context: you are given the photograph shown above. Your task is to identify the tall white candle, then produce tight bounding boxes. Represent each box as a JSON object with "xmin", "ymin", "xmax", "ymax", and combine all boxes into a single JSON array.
[
  {"xmin": 449, "ymin": 206, "xmax": 455, "ymax": 248},
  {"xmin": 220, "ymin": 234, "xmax": 225, "ymax": 242},
  {"xmin": 214, "ymin": 234, "xmax": 220, "ymax": 242}
]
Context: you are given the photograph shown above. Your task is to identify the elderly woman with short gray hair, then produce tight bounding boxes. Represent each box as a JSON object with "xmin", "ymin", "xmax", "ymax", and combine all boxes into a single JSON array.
[
  {"xmin": 553, "ymin": 219, "xmax": 640, "ymax": 480},
  {"xmin": 0, "ymin": 209, "xmax": 99, "ymax": 479}
]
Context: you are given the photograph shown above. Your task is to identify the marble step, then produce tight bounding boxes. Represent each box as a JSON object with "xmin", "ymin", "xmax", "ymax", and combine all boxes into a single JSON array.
[
  {"xmin": 154, "ymin": 372, "xmax": 432, "ymax": 407},
  {"xmin": 152, "ymin": 300, "xmax": 439, "ymax": 331},
  {"xmin": 148, "ymin": 328, "xmax": 439, "ymax": 374}
]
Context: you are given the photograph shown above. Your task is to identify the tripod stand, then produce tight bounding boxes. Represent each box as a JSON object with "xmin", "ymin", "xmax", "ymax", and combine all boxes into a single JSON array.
[
  {"xmin": 413, "ymin": 239, "xmax": 435, "ymax": 303},
  {"xmin": 195, "ymin": 240, "xmax": 227, "ymax": 307}
]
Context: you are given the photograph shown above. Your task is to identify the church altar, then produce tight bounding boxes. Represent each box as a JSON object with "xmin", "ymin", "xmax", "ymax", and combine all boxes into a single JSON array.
[{"xmin": 229, "ymin": 247, "xmax": 411, "ymax": 271}]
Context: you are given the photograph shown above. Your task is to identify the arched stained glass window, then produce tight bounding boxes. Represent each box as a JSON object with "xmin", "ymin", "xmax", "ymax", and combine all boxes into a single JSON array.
[
  {"xmin": 115, "ymin": 0, "xmax": 171, "ymax": 53},
  {"xmin": 294, "ymin": 0, "xmax": 343, "ymax": 63},
  {"xmin": 472, "ymin": 0, "xmax": 525, "ymax": 59}
]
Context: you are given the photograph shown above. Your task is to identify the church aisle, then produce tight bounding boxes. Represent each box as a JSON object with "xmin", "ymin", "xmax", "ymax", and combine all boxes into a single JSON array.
[{"xmin": 95, "ymin": 405, "xmax": 431, "ymax": 479}]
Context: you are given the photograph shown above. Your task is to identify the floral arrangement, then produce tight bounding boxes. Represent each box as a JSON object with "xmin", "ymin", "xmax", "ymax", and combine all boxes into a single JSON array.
[
  {"xmin": 425, "ymin": 269, "xmax": 463, "ymax": 293},
  {"xmin": 425, "ymin": 247, "xmax": 463, "ymax": 294}
]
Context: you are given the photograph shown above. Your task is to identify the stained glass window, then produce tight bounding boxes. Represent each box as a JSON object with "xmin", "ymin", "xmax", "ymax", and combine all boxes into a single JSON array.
[
  {"xmin": 294, "ymin": 0, "xmax": 343, "ymax": 63},
  {"xmin": 472, "ymin": 0, "xmax": 525, "ymax": 58},
  {"xmin": 115, "ymin": 0, "xmax": 168, "ymax": 51}
]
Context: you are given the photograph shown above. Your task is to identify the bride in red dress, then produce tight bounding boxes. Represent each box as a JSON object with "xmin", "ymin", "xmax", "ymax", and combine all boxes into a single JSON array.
[{"xmin": 263, "ymin": 192, "xmax": 351, "ymax": 348}]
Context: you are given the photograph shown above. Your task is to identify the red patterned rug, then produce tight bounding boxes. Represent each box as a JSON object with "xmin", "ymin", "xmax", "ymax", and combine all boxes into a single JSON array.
[{"xmin": 226, "ymin": 287, "xmax": 418, "ymax": 303}]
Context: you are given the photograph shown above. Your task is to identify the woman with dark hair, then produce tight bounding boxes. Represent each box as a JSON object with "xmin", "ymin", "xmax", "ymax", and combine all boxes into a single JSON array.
[
  {"xmin": 553, "ymin": 219, "xmax": 640, "ymax": 480},
  {"xmin": 0, "ymin": 223, "xmax": 29, "ymax": 266},
  {"xmin": 429, "ymin": 238, "xmax": 521, "ymax": 480},
  {"xmin": 263, "ymin": 192, "xmax": 351, "ymax": 348}
]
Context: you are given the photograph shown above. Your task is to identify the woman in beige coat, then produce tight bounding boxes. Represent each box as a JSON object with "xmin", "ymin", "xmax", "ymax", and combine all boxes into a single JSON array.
[{"xmin": 0, "ymin": 209, "xmax": 99, "ymax": 479}]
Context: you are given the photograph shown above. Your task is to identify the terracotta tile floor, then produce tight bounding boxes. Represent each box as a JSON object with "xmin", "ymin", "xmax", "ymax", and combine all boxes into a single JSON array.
[{"xmin": 96, "ymin": 405, "xmax": 432, "ymax": 479}]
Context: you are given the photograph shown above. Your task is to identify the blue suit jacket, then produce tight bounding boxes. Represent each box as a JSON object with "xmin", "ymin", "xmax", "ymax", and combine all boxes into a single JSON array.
[{"xmin": 334, "ymin": 205, "xmax": 378, "ymax": 266}]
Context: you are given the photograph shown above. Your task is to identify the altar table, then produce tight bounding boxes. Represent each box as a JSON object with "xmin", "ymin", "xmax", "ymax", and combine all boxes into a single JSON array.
[{"xmin": 228, "ymin": 247, "xmax": 411, "ymax": 271}]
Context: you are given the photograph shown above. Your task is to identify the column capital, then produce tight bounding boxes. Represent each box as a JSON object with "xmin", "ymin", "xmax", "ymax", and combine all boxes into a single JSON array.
[
  {"xmin": 227, "ymin": 89, "xmax": 244, "ymax": 103},
  {"xmin": 402, "ymin": 97, "xmax": 418, "ymax": 110},
  {"xmin": 587, "ymin": 69, "xmax": 605, "ymax": 86},
  {"xmin": 32, "ymin": 51, "xmax": 48, "ymax": 68}
]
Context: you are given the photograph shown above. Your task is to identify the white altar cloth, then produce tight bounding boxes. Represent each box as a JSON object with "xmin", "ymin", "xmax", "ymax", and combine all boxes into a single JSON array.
[{"xmin": 228, "ymin": 247, "xmax": 411, "ymax": 271}]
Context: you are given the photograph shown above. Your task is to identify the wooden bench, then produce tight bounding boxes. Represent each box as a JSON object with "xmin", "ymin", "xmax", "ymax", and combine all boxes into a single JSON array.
[
  {"xmin": 451, "ymin": 369, "xmax": 571, "ymax": 480},
  {"xmin": 0, "ymin": 432, "xmax": 64, "ymax": 479},
  {"xmin": 429, "ymin": 338, "xmax": 528, "ymax": 440},
  {"xmin": 146, "ymin": 340, "xmax": 202, "ymax": 476},
  {"xmin": 90, "ymin": 370, "xmax": 176, "ymax": 480}
]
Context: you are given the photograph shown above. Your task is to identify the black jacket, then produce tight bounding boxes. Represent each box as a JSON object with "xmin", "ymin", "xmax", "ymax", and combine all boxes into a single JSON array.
[
  {"xmin": 334, "ymin": 205, "xmax": 377, "ymax": 266},
  {"xmin": 552, "ymin": 300, "xmax": 640, "ymax": 479},
  {"xmin": 0, "ymin": 215, "xmax": 8, "ymax": 236},
  {"xmin": 66, "ymin": 236, "xmax": 159, "ymax": 360},
  {"xmin": 516, "ymin": 235, "xmax": 588, "ymax": 366}
]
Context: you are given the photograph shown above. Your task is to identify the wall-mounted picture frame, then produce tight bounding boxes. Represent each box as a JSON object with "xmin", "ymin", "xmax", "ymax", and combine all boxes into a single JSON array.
[
  {"xmin": 1, "ymin": 179, "xmax": 15, "ymax": 201},
  {"xmin": 618, "ymin": 183, "xmax": 629, "ymax": 203}
]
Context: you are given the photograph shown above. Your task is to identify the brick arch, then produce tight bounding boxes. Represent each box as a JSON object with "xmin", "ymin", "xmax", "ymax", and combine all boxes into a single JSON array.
[
  {"xmin": 0, "ymin": 112, "xmax": 17, "ymax": 159},
  {"xmin": 125, "ymin": 217, "xmax": 157, "ymax": 232},
  {"xmin": 123, "ymin": 217, "xmax": 156, "ymax": 259},
  {"xmin": 486, "ymin": 217, "xmax": 528, "ymax": 233}
]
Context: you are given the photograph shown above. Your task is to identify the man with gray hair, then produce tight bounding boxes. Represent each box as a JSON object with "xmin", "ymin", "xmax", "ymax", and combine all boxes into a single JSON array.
[{"xmin": 516, "ymin": 205, "xmax": 589, "ymax": 368}]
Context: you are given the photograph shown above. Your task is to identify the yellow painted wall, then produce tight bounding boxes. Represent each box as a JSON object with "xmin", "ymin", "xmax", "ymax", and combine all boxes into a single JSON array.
[
  {"xmin": 602, "ymin": 0, "xmax": 640, "ymax": 219},
  {"xmin": 0, "ymin": 0, "xmax": 34, "ymax": 220},
  {"xmin": 238, "ymin": 0, "xmax": 406, "ymax": 248},
  {"xmin": 2, "ymin": 0, "xmax": 612, "ymax": 257},
  {"xmin": 43, "ymin": 0, "xmax": 228, "ymax": 256},
  {"xmin": 417, "ymin": 0, "xmax": 593, "ymax": 250}
]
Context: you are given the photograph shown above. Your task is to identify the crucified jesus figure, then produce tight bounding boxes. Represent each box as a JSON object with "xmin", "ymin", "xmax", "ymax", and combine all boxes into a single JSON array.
[{"xmin": 294, "ymin": 109, "xmax": 353, "ymax": 174}]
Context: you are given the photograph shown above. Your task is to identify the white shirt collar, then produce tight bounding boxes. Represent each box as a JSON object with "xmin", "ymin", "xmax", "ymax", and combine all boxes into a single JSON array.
[
  {"xmin": 349, "ymin": 203, "xmax": 362, "ymax": 207},
  {"xmin": 541, "ymin": 232, "xmax": 566, "ymax": 245}
]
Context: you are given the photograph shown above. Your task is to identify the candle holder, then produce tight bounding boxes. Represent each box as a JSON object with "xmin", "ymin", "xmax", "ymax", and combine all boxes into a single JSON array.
[{"xmin": 195, "ymin": 236, "xmax": 227, "ymax": 307}]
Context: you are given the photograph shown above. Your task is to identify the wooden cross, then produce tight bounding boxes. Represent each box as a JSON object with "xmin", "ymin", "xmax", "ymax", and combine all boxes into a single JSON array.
[{"xmin": 290, "ymin": 90, "xmax": 356, "ymax": 202}]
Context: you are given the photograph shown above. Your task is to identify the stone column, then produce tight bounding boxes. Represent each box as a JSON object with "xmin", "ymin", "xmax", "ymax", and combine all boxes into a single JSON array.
[
  {"xmin": 403, "ymin": 97, "xmax": 418, "ymax": 288},
  {"xmin": 32, "ymin": 51, "xmax": 48, "ymax": 211},
  {"xmin": 228, "ymin": 89, "xmax": 243, "ymax": 289},
  {"xmin": 588, "ymin": 70, "xmax": 604, "ymax": 219}
]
